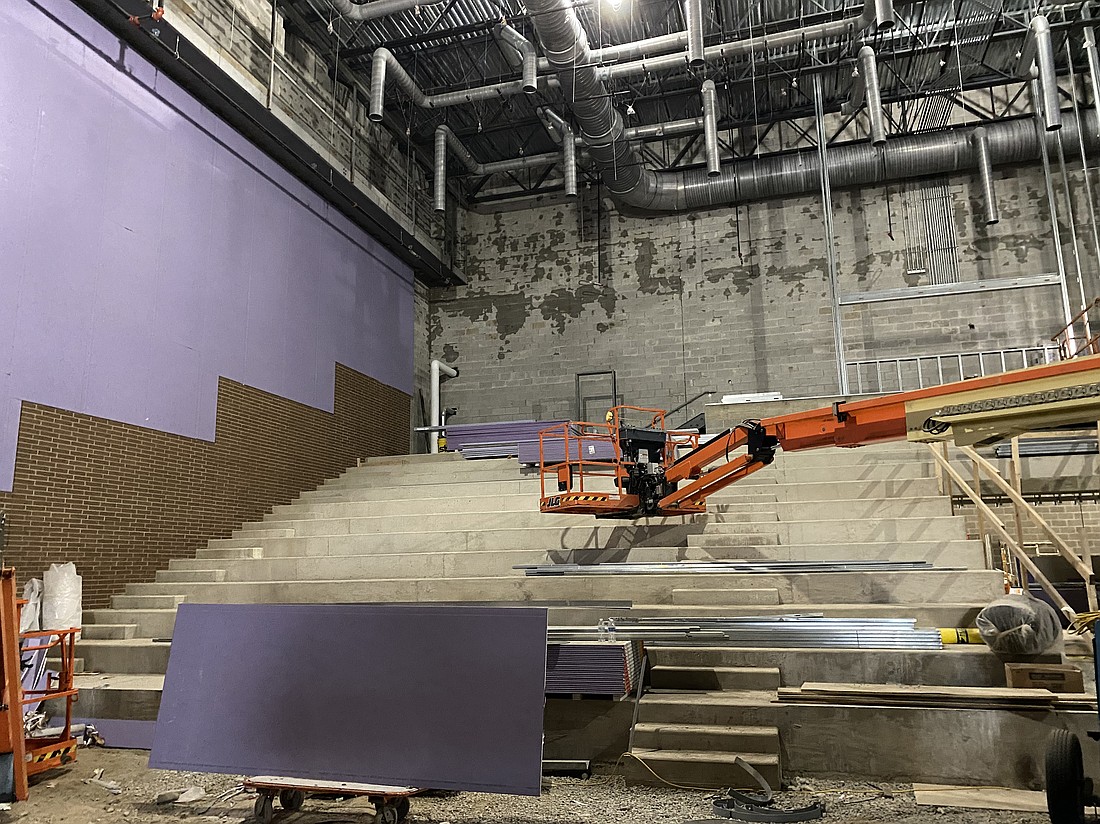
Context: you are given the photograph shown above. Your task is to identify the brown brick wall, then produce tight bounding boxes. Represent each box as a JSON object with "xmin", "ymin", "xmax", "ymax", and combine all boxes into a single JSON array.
[{"xmin": 0, "ymin": 364, "xmax": 409, "ymax": 608}]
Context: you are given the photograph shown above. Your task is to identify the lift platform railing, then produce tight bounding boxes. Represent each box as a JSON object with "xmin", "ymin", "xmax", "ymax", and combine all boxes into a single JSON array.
[
  {"xmin": 1053, "ymin": 297, "xmax": 1100, "ymax": 359},
  {"xmin": 538, "ymin": 407, "xmax": 699, "ymax": 515}
]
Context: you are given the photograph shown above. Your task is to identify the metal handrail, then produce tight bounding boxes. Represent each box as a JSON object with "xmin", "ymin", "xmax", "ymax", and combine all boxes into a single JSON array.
[
  {"xmin": 1052, "ymin": 297, "xmax": 1100, "ymax": 359},
  {"xmin": 664, "ymin": 390, "xmax": 716, "ymax": 420},
  {"xmin": 848, "ymin": 345, "xmax": 1061, "ymax": 394}
]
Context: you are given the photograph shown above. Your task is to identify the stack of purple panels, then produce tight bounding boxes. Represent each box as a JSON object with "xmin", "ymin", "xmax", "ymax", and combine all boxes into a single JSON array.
[
  {"xmin": 445, "ymin": 420, "xmax": 567, "ymax": 462},
  {"xmin": 545, "ymin": 641, "xmax": 643, "ymax": 696}
]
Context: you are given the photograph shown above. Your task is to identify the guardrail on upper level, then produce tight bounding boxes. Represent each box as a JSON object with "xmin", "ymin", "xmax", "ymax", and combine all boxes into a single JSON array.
[{"xmin": 847, "ymin": 345, "xmax": 1062, "ymax": 394}]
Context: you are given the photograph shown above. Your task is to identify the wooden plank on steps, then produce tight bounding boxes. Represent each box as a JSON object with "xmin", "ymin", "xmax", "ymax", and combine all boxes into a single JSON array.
[{"xmin": 912, "ymin": 784, "xmax": 1046, "ymax": 812}]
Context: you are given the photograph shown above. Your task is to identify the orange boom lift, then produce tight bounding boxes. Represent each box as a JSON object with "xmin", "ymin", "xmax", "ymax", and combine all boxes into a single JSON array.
[{"xmin": 539, "ymin": 355, "xmax": 1100, "ymax": 519}]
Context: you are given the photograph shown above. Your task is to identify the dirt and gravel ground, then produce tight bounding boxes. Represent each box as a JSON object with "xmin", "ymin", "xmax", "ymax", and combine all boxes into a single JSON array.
[{"xmin": 3, "ymin": 748, "xmax": 1055, "ymax": 824}]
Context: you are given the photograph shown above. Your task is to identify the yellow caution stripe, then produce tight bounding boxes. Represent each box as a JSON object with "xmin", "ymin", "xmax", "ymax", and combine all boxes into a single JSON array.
[
  {"xmin": 28, "ymin": 743, "xmax": 76, "ymax": 763},
  {"xmin": 939, "ymin": 628, "xmax": 984, "ymax": 644}
]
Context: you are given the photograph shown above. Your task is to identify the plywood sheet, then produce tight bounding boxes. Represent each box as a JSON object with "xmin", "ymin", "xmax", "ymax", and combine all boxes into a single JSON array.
[
  {"xmin": 913, "ymin": 783, "xmax": 1047, "ymax": 812},
  {"xmin": 150, "ymin": 604, "xmax": 547, "ymax": 795}
]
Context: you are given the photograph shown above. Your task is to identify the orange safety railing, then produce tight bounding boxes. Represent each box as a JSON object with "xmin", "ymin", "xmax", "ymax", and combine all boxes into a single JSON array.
[
  {"xmin": 1052, "ymin": 297, "xmax": 1100, "ymax": 359},
  {"xmin": 538, "ymin": 406, "xmax": 700, "ymax": 507}
]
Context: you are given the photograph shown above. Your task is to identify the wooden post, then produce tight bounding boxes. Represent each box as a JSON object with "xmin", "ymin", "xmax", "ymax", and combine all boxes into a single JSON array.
[{"xmin": 1009, "ymin": 437, "xmax": 1026, "ymax": 556}]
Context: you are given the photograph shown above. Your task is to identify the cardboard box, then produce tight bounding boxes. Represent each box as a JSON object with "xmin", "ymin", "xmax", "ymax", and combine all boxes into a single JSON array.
[{"xmin": 1005, "ymin": 663, "xmax": 1085, "ymax": 693}]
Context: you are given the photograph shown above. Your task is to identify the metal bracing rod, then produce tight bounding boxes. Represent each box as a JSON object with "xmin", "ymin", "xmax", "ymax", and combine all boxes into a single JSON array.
[
  {"xmin": 815, "ymin": 73, "xmax": 849, "ymax": 395},
  {"xmin": 1055, "ymin": 115, "xmax": 1090, "ymax": 328},
  {"xmin": 1033, "ymin": 81, "xmax": 1077, "ymax": 336},
  {"xmin": 1068, "ymin": 60, "xmax": 1100, "ymax": 345},
  {"xmin": 1085, "ymin": 22, "xmax": 1100, "ymax": 139},
  {"xmin": 971, "ymin": 127, "xmax": 999, "ymax": 225},
  {"xmin": 433, "ymin": 125, "xmax": 563, "ymax": 212}
]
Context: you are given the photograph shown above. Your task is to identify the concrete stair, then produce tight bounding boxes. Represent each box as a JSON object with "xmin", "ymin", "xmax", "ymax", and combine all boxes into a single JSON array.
[{"xmin": 76, "ymin": 443, "xmax": 1007, "ymax": 762}]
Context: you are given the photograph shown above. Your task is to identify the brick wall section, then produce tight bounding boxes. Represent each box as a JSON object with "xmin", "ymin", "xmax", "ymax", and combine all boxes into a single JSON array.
[
  {"xmin": 957, "ymin": 501, "xmax": 1100, "ymax": 565},
  {"xmin": 0, "ymin": 365, "xmax": 409, "ymax": 608}
]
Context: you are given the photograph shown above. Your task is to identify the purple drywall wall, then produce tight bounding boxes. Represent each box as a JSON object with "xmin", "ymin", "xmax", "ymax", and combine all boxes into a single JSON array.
[{"xmin": 0, "ymin": 0, "xmax": 414, "ymax": 491}]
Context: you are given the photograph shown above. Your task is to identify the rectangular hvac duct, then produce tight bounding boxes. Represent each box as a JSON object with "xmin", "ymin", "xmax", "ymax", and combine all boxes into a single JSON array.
[{"xmin": 150, "ymin": 603, "xmax": 548, "ymax": 794}]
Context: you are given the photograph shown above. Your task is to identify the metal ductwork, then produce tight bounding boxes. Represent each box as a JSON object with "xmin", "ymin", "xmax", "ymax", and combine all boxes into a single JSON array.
[
  {"xmin": 526, "ymin": 0, "xmax": 897, "ymax": 212},
  {"xmin": 434, "ymin": 125, "xmax": 563, "ymax": 212},
  {"xmin": 841, "ymin": 46, "xmax": 886, "ymax": 145},
  {"xmin": 370, "ymin": 26, "xmax": 548, "ymax": 122},
  {"xmin": 1017, "ymin": 15, "xmax": 1061, "ymax": 132},
  {"xmin": 1085, "ymin": 21, "xmax": 1100, "ymax": 139},
  {"xmin": 700, "ymin": 80, "xmax": 720, "ymax": 177},
  {"xmin": 329, "ymin": 0, "xmax": 445, "ymax": 21},
  {"xmin": 971, "ymin": 128, "xmax": 999, "ymax": 225},
  {"xmin": 599, "ymin": 0, "xmax": 893, "ymax": 80},
  {"xmin": 684, "ymin": 0, "xmax": 704, "ymax": 67}
]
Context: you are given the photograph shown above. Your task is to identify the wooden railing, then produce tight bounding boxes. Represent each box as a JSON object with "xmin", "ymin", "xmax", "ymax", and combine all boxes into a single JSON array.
[{"xmin": 927, "ymin": 442, "xmax": 1096, "ymax": 618}]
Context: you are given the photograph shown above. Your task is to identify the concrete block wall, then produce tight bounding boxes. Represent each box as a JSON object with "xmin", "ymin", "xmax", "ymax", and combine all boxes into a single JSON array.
[
  {"xmin": 169, "ymin": 0, "xmax": 444, "ymax": 243},
  {"xmin": 430, "ymin": 161, "xmax": 1094, "ymax": 423}
]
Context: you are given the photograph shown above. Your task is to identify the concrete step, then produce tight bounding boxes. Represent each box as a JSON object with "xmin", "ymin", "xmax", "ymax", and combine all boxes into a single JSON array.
[
  {"xmin": 644, "ymin": 645, "xmax": 1029, "ymax": 688},
  {"xmin": 269, "ymin": 494, "xmax": 544, "ymax": 519},
  {"xmin": 296, "ymin": 478, "xmax": 540, "ymax": 501},
  {"xmin": 110, "ymin": 594, "xmax": 188, "ymax": 610},
  {"xmin": 85, "ymin": 609, "xmax": 178, "ymax": 639},
  {"xmin": 77, "ymin": 640, "xmax": 171, "ymax": 675},
  {"xmin": 230, "ymin": 528, "xmax": 295, "ymax": 539},
  {"xmin": 45, "ymin": 657, "xmax": 85, "ymax": 674},
  {"xmin": 329, "ymin": 464, "xmax": 527, "ymax": 486},
  {"xmin": 632, "ymin": 723, "xmax": 780, "ymax": 753},
  {"xmin": 116, "ymin": 569, "xmax": 1003, "ymax": 607},
  {"xmin": 206, "ymin": 523, "xmax": 707, "ymax": 556},
  {"xmin": 638, "ymin": 692, "xmax": 777, "ymax": 726},
  {"xmin": 650, "ymin": 665, "xmax": 781, "ymax": 691},
  {"xmin": 79, "ymin": 623, "xmax": 138, "ymax": 640},
  {"xmin": 751, "ymin": 463, "xmax": 935, "ymax": 484},
  {"xmin": 772, "ymin": 446, "xmax": 930, "ymax": 467},
  {"xmin": 195, "ymin": 547, "xmax": 264, "ymax": 560},
  {"xmin": 628, "ymin": 602, "xmax": 987, "ymax": 627},
  {"xmin": 235, "ymin": 511, "xmax": 702, "ymax": 538},
  {"xmin": 709, "ymin": 478, "xmax": 942, "ymax": 503},
  {"xmin": 680, "ymin": 540, "xmax": 987, "ymax": 568},
  {"xmin": 692, "ymin": 516, "xmax": 968, "ymax": 545},
  {"xmin": 72, "ymin": 674, "xmax": 164, "ymax": 721},
  {"xmin": 358, "ymin": 453, "xmax": 465, "ymax": 467},
  {"xmin": 709, "ymin": 497, "xmax": 950, "ymax": 521},
  {"xmin": 155, "ymin": 569, "xmax": 227, "ymax": 583},
  {"xmin": 625, "ymin": 748, "xmax": 780, "ymax": 789},
  {"xmin": 671, "ymin": 588, "xmax": 781, "ymax": 606}
]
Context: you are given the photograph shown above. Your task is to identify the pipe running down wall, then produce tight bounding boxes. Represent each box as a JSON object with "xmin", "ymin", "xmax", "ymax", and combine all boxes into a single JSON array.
[
  {"xmin": 971, "ymin": 128, "xmax": 999, "ymax": 225},
  {"xmin": 1017, "ymin": 15, "xmax": 1062, "ymax": 132}
]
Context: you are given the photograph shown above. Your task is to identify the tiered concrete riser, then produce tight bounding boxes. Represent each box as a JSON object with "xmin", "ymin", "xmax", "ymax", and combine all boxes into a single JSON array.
[{"xmin": 77, "ymin": 446, "xmax": 1012, "ymax": 768}]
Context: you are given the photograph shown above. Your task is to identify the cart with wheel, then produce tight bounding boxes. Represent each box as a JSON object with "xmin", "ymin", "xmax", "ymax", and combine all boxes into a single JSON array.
[
  {"xmin": 1044, "ymin": 633, "xmax": 1100, "ymax": 824},
  {"xmin": 244, "ymin": 775, "xmax": 418, "ymax": 824}
]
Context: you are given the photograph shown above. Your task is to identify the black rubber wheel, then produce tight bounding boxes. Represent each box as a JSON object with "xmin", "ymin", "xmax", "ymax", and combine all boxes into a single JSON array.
[
  {"xmin": 376, "ymin": 803, "xmax": 400, "ymax": 824},
  {"xmin": 279, "ymin": 789, "xmax": 305, "ymax": 811},
  {"xmin": 1046, "ymin": 729, "xmax": 1087, "ymax": 824},
  {"xmin": 253, "ymin": 793, "xmax": 275, "ymax": 824},
  {"xmin": 396, "ymin": 797, "xmax": 411, "ymax": 823}
]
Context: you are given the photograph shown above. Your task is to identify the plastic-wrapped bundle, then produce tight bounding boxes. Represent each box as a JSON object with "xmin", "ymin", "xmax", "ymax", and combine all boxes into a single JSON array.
[
  {"xmin": 20, "ymin": 578, "xmax": 42, "ymax": 634},
  {"xmin": 42, "ymin": 563, "xmax": 82, "ymax": 633},
  {"xmin": 976, "ymin": 594, "xmax": 1062, "ymax": 657}
]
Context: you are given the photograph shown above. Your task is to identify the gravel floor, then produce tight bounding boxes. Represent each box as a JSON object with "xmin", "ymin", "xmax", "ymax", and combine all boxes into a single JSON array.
[{"xmin": 4, "ymin": 748, "xmax": 1055, "ymax": 824}]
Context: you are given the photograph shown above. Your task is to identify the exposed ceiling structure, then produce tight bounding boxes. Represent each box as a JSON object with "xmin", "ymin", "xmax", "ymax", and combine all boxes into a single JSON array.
[{"xmin": 279, "ymin": 0, "xmax": 1100, "ymax": 210}]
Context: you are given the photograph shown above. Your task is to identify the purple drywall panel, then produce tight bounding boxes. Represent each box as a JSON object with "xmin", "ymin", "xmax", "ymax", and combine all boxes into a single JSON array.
[
  {"xmin": 150, "ymin": 604, "xmax": 548, "ymax": 795},
  {"xmin": 0, "ymin": 1, "xmax": 415, "ymax": 490}
]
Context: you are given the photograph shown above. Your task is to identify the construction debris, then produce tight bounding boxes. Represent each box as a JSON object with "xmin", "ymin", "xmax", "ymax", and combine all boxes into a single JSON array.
[
  {"xmin": 518, "ymin": 561, "xmax": 949, "ymax": 576},
  {"xmin": 549, "ymin": 617, "xmax": 944, "ymax": 650},
  {"xmin": 911, "ymin": 783, "xmax": 1046, "ymax": 812}
]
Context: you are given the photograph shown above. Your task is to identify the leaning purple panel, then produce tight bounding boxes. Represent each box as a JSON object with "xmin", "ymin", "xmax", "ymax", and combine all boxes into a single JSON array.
[{"xmin": 150, "ymin": 603, "xmax": 547, "ymax": 795}]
